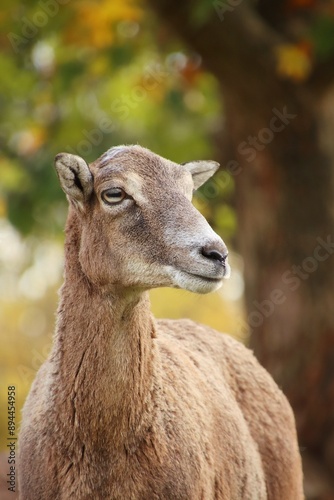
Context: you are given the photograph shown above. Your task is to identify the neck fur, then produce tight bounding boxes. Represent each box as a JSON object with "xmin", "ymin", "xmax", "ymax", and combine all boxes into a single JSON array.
[{"xmin": 50, "ymin": 212, "xmax": 157, "ymax": 455}]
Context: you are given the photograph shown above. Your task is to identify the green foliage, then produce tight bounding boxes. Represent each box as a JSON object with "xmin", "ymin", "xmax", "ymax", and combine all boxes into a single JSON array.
[
  {"xmin": 191, "ymin": 0, "xmax": 216, "ymax": 27},
  {"xmin": 0, "ymin": 1, "xmax": 222, "ymax": 235},
  {"xmin": 310, "ymin": 16, "xmax": 334, "ymax": 61}
]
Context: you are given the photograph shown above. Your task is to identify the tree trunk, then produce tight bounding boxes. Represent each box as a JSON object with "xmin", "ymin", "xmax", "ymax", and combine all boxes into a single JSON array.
[
  {"xmin": 148, "ymin": 1, "xmax": 334, "ymax": 496},
  {"xmin": 223, "ymin": 85, "xmax": 334, "ymax": 496}
]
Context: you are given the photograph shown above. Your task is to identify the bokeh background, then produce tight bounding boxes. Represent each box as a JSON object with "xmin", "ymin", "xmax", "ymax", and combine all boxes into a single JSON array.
[{"xmin": 1, "ymin": 1, "xmax": 334, "ymax": 498}]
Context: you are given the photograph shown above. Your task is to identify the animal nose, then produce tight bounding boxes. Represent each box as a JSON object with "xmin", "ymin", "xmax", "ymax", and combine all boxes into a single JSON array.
[{"xmin": 201, "ymin": 246, "xmax": 228, "ymax": 264}]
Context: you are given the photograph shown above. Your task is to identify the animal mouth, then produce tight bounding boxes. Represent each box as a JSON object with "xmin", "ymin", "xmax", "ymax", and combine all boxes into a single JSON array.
[{"xmin": 168, "ymin": 263, "xmax": 230, "ymax": 293}]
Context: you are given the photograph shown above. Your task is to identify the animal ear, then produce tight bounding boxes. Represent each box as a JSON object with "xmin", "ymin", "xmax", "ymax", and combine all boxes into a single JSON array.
[
  {"xmin": 54, "ymin": 153, "xmax": 93, "ymax": 210},
  {"xmin": 182, "ymin": 160, "xmax": 220, "ymax": 189}
]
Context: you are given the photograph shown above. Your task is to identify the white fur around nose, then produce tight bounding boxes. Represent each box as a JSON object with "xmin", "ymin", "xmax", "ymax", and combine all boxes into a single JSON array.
[{"xmin": 163, "ymin": 210, "xmax": 222, "ymax": 250}]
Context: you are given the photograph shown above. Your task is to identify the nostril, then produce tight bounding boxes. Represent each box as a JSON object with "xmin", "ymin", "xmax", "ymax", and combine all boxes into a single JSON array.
[{"xmin": 201, "ymin": 247, "xmax": 228, "ymax": 264}]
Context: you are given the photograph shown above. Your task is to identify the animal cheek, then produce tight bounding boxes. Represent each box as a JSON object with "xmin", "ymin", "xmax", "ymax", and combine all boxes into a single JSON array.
[{"xmin": 78, "ymin": 246, "xmax": 120, "ymax": 287}]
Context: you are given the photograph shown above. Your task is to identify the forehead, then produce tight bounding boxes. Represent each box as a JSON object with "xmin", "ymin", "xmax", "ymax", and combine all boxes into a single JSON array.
[{"xmin": 89, "ymin": 146, "xmax": 192, "ymax": 192}]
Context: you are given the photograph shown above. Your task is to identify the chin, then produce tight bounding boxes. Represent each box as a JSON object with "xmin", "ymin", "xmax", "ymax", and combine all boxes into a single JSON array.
[
  {"xmin": 170, "ymin": 269, "xmax": 223, "ymax": 294},
  {"xmin": 188, "ymin": 279, "xmax": 223, "ymax": 294}
]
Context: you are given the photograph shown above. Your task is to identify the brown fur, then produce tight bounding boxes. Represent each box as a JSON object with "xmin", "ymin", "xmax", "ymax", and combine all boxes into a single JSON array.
[{"xmin": 18, "ymin": 146, "xmax": 303, "ymax": 499}]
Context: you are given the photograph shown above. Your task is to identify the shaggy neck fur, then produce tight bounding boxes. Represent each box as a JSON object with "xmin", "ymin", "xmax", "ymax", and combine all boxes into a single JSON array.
[{"xmin": 50, "ymin": 211, "xmax": 158, "ymax": 462}]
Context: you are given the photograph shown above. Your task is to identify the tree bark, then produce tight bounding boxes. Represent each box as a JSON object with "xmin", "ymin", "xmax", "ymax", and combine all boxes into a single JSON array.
[
  {"xmin": 219, "ymin": 85, "xmax": 334, "ymax": 497},
  {"xmin": 148, "ymin": 0, "xmax": 334, "ymax": 496}
]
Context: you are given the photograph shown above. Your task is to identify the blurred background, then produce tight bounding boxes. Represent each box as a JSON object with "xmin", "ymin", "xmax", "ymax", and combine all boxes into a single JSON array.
[{"xmin": 1, "ymin": 0, "xmax": 334, "ymax": 498}]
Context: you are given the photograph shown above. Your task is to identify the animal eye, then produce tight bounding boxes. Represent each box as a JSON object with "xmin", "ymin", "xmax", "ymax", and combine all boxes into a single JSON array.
[{"xmin": 101, "ymin": 188, "xmax": 127, "ymax": 205}]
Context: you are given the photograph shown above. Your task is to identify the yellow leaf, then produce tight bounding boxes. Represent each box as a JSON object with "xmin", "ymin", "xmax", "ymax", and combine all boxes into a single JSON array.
[
  {"xmin": 67, "ymin": 0, "xmax": 142, "ymax": 49},
  {"xmin": 275, "ymin": 43, "xmax": 312, "ymax": 82}
]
